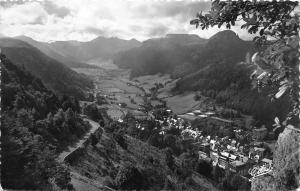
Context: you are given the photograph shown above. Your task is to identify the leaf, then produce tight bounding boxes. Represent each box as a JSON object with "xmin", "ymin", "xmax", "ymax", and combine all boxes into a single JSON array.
[
  {"xmin": 250, "ymin": 70, "xmax": 257, "ymax": 79},
  {"xmin": 190, "ymin": 19, "xmax": 199, "ymax": 25},
  {"xmin": 259, "ymin": 29, "xmax": 264, "ymax": 36},
  {"xmin": 257, "ymin": 71, "xmax": 267, "ymax": 80},
  {"xmin": 263, "ymin": 31, "xmax": 272, "ymax": 36},
  {"xmin": 272, "ymin": 126, "xmax": 281, "ymax": 132},
  {"xmin": 274, "ymin": 117, "xmax": 280, "ymax": 124},
  {"xmin": 275, "ymin": 85, "xmax": 288, "ymax": 99},
  {"xmin": 245, "ymin": 52, "xmax": 251, "ymax": 64},
  {"xmin": 280, "ymin": 79, "xmax": 289, "ymax": 85},
  {"xmin": 251, "ymin": 52, "xmax": 259, "ymax": 63},
  {"xmin": 205, "ymin": 13, "xmax": 211, "ymax": 17},
  {"xmin": 241, "ymin": 12, "xmax": 246, "ymax": 19}
]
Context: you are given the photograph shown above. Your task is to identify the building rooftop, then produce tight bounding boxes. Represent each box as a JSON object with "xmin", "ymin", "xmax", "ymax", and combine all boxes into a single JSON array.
[
  {"xmin": 229, "ymin": 154, "xmax": 237, "ymax": 160},
  {"xmin": 262, "ymin": 158, "xmax": 272, "ymax": 164},
  {"xmin": 186, "ymin": 112, "xmax": 195, "ymax": 116},
  {"xmin": 193, "ymin": 109, "xmax": 202, "ymax": 113},
  {"xmin": 221, "ymin": 152, "xmax": 230, "ymax": 158},
  {"xmin": 253, "ymin": 127, "xmax": 268, "ymax": 131},
  {"xmin": 230, "ymin": 160, "xmax": 246, "ymax": 167},
  {"xmin": 254, "ymin": 147, "xmax": 266, "ymax": 152}
]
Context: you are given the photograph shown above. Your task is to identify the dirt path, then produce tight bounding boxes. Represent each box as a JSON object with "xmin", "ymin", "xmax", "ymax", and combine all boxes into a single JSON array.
[
  {"xmin": 57, "ymin": 118, "xmax": 100, "ymax": 163},
  {"xmin": 71, "ymin": 171, "xmax": 114, "ymax": 191}
]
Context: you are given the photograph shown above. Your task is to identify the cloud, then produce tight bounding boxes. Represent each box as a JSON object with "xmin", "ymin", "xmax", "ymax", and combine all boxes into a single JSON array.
[
  {"xmin": 0, "ymin": 2, "xmax": 48, "ymax": 25},
  {"xmin": 131, "ymin": 1, "xmax": 210, "ymax": 19},
  {"xmin": 85, "ymin": 27, "xmax": 105, "ymax": 36},
  {"xmin": 42, "ymin": 0, "xmax": 70, "ymax": 18},
  {"xmin": 148, "ymin": 25, "xmax": 169, "ymax": 36},
  {"xmin": 0, "ymin": 0, "xmax": 252, "ymax": 42}
]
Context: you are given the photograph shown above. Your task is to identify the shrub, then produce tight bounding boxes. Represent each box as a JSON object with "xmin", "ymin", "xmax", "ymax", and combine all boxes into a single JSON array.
[
  {"xmin": 102, "ymin": 176, "xmax": 115, "ymax": 188},
  {"xmin": 113, "ymin": 131, "xmax": 127, "ymax": 150},
  {"xmin": 114, "ymin": 163, "xmax": 144, "ymax": 190},
  {"xmin": 90, "ymin": 133, "xmax": 98, "ymax": 146}
]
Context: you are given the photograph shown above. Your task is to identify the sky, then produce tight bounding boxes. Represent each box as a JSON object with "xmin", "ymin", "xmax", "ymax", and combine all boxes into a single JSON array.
[{"xmin": 0, "ymin": 0, "xmax": 280, "ymax": 42}]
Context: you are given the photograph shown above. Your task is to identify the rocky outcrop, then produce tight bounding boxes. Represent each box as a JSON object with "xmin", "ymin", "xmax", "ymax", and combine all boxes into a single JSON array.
[
  {"xmin": 251, "ymin": 126, "xmax": 300, "ymax": 191},
  {"xmin": 273, "ymin": 126, "xmax": 300, "ymax": 190},
  {"xmin": 251, "ymin": 176, "xmax": 277, "ymax": 191}
]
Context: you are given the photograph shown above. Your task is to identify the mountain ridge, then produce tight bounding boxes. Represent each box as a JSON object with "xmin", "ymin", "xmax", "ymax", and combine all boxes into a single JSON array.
[
  {"xmin": 0, "ymin": 38, "xmax": 93, "ymax": 99},
  {"xmin": 49, "ymin": 36, "xmax": 142, "ymax": 62},
  {"xmin": 13, "ymin": 36, "xmax": 99, "ymax": 69}
]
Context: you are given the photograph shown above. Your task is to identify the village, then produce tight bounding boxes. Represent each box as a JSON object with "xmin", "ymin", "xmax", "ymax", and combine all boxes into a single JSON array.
[
  {"xmin": 149, "ymin": 108, "xmax": 274, "ymax": 182},
  {"xmin": 78, "ymin": 64, "xmax": 277, "ymax": 187}
]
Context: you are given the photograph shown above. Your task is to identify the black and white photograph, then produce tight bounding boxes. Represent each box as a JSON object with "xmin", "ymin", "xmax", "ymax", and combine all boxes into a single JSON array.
[{"xmin": 0, "ymin": 0, "xmax": 299, "ymax": 190}]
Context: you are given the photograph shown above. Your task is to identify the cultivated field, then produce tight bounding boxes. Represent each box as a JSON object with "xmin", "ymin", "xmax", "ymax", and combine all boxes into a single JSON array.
[{"xmin": 74, "ymin": 62, "xmax": 217, "ymax": 119}]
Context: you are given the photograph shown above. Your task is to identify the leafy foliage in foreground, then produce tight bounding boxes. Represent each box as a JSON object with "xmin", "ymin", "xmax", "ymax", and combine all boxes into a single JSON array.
[
  {"xmin": 190, "ymin": 0, "xmax": 299, "ymax": 126},
  {"xmin": 1, "ymin": 53, "xmax": 90, "ymax": 190}
]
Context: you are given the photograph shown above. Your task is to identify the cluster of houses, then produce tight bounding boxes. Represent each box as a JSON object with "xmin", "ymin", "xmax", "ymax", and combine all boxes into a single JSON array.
[
  {"xmin": 151, "ymin": 108, "xmax": 273, "ymax": 181},
  {"xmin": 119, "ymin": 93, "xmax": 273, "ymax": 182},
  {"xmin": 195, "ymin": 134, "xmax": 273, "ymax": 178}
]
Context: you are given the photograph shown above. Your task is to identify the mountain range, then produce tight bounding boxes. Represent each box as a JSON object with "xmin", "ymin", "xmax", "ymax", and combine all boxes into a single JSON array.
[
  {"xmin": 14, "ymin": 35, "xmax": 141, "ymax": 67},
  {"xmin": 1, "ymin": 30, "xmax": 289, "ymax": 125},
  {"xmin": 15, "ymin": 36, "xmax": 98, "ymax": 69},
  {"xmin": 49, "ymin": 36, "xmax": 141, "ymax": 63},
  {"xmin": 113, "ymin": 30, "xmax": 255, "ymax": 78}
]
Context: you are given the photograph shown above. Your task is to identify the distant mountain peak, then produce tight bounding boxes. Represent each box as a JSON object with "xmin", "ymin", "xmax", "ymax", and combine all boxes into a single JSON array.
[
  {"xmin": 165, "ymin": 33, "xmax": 206, "ymax": 42},
  {"xmin": 89, "ymin": 36, "xmax": 141, "ymax": 46},
  {"xmin": 91, "ymin": 36, "xmax": 125, "ymax": 42},
  {"xmin": 143, "ymin": 33, "xmax": 207, "ymax": 48},
  {"xmin": 15, "ymin": 35, "xmax": 34, "ymax": 41},
  {"xmin": 209, "ymin": 30, "xmax": 240, "ymax": 42},
  {"xmin": 129, "ymin": 38, "xmax": 140, "ymax": 43},
  {"xmin": 166, "ymin": 33, "xmax": 200, "ymax": 38}
]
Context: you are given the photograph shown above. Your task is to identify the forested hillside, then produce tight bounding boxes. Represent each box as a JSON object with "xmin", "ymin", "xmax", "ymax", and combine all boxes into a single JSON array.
[
  {"xmin": 114, "ymin": 34, "xmax": 207, "ymax": 78},
  {"xmin": 15, "ymin": 36, "xmax": 99, "ymax": 68},
  {"xmin": 1, "ymin": 53, "xmax": 92, "ymax": 190},
  {"xmin": 113, "ymin": 31, "xmax": 254, "ymax": 78},
  {"xmin": 0, "ymin": 38, "xmax": 94, "ymax": 99}
]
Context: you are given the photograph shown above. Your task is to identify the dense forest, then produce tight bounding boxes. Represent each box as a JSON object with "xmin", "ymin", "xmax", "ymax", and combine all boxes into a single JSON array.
[{"xmin": 1, "ymin": 53, "xmax": 92, "ymax": 190}]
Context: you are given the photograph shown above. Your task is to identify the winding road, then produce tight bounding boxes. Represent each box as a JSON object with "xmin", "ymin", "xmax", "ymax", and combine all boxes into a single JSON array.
[{"xmin": 57, "ymin": 117, "xmax": 101, "ymax": 163}]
